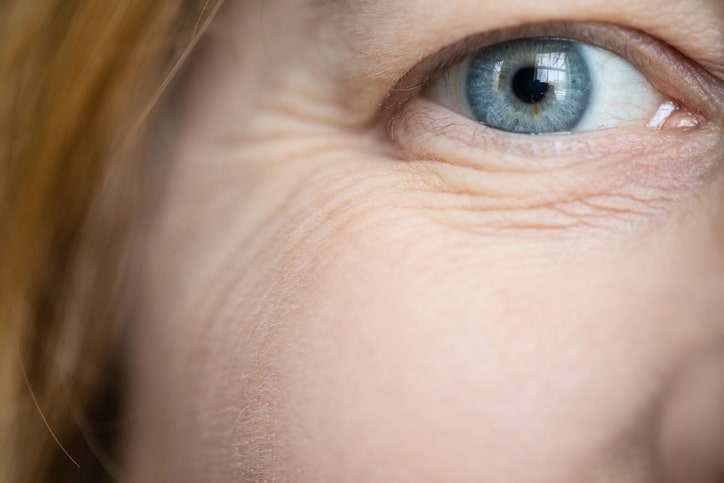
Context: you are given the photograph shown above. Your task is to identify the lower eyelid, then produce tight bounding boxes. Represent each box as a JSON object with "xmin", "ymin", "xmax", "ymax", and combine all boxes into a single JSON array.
[
  {"xmin": 390, "ymin": 99, "xmax": 721, "ymax": 191},
  {"xmin": 383, "ymin": 24, "xmax": 723, "ymax": 215}
]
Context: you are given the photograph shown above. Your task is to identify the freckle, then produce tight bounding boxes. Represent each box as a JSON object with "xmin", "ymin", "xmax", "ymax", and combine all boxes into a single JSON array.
[
  {"xmin": 532, "ymin": 104, "xmax": 540, "ymax": 115},
  {"xmin": 498, "ymin": 74, "xmax": 507, "ymax": 91}
]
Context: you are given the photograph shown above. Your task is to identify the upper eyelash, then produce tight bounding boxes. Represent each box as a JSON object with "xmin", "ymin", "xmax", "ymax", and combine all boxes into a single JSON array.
[{"xmin": 382, "ymin": 23, "xmax": 622, "ymax": 111}]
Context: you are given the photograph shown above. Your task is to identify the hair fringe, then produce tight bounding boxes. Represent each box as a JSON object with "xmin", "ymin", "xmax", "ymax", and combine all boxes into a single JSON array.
[{"xmin": 0, "ymin": 1, "xmax": 222, "ymax": 481}]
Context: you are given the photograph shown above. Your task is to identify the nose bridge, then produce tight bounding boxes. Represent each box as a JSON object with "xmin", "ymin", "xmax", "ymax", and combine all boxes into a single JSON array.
[{"xmin": 652, "ymin": 179, "xmax": 724, "ymax": 476}]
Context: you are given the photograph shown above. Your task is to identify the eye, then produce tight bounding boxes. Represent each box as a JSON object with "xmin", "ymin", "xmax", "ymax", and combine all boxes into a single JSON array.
[{"xmin": 425, "ymin": 37, "xmax": 663, "ymax": 134}]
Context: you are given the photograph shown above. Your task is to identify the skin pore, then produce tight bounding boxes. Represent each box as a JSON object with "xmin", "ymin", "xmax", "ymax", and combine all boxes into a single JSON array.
[{"xmin": 126, "ymin": 0, "xmax": 723, "ymax": 481}]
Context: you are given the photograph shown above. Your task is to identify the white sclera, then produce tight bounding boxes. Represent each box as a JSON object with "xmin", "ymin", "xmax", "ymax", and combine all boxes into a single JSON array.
[
  {"xmin": 574, "ymin": 43, "xmax": 663, "ymax": 131},
  {"xmin": 425, "ymin": 40, "xmax": 665, "ymax": 133}
]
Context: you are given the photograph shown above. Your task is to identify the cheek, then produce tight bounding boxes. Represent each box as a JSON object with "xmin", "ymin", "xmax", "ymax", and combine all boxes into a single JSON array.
[
  {"xmin": 139, "ymin": 142, "xmax": 724, "ymax": 482},
  {"xmin": 252, "ymin": 186, "xmax": 723, "ymax": 482}
]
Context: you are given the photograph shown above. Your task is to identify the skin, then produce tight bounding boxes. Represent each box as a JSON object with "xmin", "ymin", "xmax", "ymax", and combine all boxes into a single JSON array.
[{"xmin": 124, "ymin": 0, "xmax": 724, "ymax": 481}]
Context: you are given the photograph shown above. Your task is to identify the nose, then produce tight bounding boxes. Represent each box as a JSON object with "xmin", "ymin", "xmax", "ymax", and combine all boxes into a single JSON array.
[{"xmin": 658, "ymin": 341, "xmax": 724, "ymax": 483}]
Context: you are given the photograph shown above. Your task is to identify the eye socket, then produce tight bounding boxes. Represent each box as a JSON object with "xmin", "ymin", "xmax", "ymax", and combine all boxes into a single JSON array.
[{"xmin": 425, "ymin": 36, "xmax": 664, "ymax": 134}]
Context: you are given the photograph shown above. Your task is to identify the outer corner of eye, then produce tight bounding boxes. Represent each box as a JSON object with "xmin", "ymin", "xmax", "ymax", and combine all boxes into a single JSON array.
[{"xmin": 422, "ymin": 36, "xmax": 666, "ymax": 135}]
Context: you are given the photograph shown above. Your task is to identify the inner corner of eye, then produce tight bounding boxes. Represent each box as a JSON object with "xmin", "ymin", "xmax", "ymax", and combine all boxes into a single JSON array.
[
  {"xmin": 420, "ymin": 36, "xmax": 665, "ymax": 135},
  {"xmin": 645, "ymin": 100, "xmax": 703, "ymax": 131}
]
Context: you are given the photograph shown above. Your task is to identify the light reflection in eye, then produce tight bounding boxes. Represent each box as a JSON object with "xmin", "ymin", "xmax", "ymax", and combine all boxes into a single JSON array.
[{"xmin": 534, "ymin": 52, "xmax": 569, "ymax": 100}]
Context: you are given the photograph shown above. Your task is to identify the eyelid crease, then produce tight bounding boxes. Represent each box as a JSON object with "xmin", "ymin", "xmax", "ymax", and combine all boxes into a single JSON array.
[{"xmin": 378, "ymin": 22, "xmax": 724, "ymax": 132}]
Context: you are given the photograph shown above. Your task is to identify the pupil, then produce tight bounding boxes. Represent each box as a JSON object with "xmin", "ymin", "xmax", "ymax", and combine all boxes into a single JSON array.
[{"xmin": 511, "ymin": 67, "xmax": 549, "ymax": 104}]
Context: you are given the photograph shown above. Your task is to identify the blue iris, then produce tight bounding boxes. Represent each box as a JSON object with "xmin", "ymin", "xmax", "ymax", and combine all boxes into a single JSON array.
[{"xmin": 465, "ymin": 38, "xmax": 592, "ymax": 134}]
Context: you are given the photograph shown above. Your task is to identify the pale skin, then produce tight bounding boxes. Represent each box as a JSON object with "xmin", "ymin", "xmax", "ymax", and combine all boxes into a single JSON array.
[{"xmin": 124, "ymin": 0, "xmax": 724, "ymax": 481}]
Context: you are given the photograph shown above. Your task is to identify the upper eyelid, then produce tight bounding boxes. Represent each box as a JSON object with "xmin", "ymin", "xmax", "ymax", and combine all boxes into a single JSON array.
[{"xmin": 378, "ymin": 22, "xmax": 724, "ymax": 127}]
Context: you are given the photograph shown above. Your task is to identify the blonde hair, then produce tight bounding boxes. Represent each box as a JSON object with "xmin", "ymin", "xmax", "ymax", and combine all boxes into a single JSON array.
[{"xmin": 0, "ymin": 1, "xmax": 220, "ymax": 481}]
